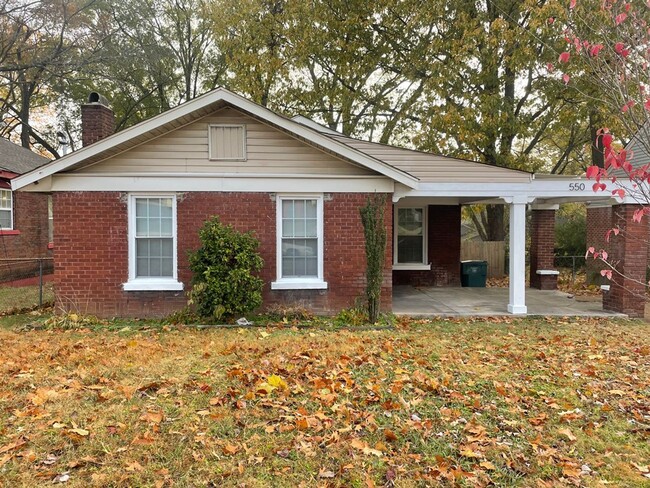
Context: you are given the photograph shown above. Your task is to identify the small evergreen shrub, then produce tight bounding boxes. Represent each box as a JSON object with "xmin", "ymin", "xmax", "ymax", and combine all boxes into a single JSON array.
[
  {"xmin": 188, "ymin": 217, "xmax": 264, "ymax": 320},
  {"xmin": 360, "ymin": 194, "xmax": 387, "ymax": 323}
]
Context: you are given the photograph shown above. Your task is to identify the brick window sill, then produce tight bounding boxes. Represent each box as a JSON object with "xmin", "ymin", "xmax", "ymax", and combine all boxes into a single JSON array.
[{"xmin": 0, "ymin": 230, "xmax": 20, "ymax": 236}]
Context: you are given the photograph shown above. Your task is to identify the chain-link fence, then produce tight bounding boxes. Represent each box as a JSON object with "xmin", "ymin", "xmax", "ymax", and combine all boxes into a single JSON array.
[{"xmin": 0, "ymin": 258, "xmax": 54, "ymax": 312}]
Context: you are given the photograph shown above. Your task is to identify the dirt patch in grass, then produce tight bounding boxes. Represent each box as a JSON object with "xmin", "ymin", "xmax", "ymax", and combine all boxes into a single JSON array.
[{"xmin": 0, "ymin": 316, "xmax": 649, "ymax": 486}]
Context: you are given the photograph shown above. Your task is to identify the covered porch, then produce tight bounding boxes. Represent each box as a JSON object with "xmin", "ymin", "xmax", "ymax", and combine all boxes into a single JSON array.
[
  {"xmin": 393, "ymin": 286, "xmax": 624, "ymax": 317},
  {"xmin": 390, "ymin": 175, "xmax": 636, "ymax": 316}
]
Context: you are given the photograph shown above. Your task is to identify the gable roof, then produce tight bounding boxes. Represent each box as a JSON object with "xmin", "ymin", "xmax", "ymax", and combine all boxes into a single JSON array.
[
  {"xmin": 0, "ymin": 137, "xmax": 50, "ymax": 175},
  {"xmin": 291, "ymin": 117, "xmax": 532, "ymax": 184},
  {"xmin": 12, "ymin": 88, "xmax": 419, "ymax": 190}
]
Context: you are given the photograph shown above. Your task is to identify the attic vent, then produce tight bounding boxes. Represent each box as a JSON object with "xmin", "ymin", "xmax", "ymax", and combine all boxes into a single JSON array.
[{"xmin": 209, "ymin": 124, "xmax": 246, "ymax": 161}]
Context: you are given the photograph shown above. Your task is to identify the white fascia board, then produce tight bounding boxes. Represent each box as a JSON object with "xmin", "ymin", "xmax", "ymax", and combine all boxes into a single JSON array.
[
  {"xmin": 42, "ymin": 174, "xmax": 395, "ymax": 193},
  {"xmin": 12, "ymin": 88, "xmax": 419, "ymax": 191},
  {"xmin": 409, "ymin": 178, "xmax": 619, "ymax": 201}
]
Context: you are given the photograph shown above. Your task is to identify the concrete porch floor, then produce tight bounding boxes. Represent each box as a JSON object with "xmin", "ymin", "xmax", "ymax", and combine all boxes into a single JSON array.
[{"xmin": 393, "ymin": 285, "xmax": 626, "ymax": 317}]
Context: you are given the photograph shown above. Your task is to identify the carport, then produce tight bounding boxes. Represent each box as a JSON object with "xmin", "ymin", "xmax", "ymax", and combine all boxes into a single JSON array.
[{"xmin": 390, "ymin": 174, "xmax": 631, "ymax": 316}]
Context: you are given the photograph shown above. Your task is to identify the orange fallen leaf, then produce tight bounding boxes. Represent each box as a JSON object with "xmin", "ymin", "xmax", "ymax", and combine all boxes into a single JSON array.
[{"xmin": 223, "ymin": 444, "xmax": 239, "ymax": 455}]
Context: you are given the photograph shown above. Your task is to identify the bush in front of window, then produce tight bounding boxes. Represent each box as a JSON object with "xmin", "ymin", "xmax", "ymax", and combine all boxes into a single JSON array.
[{"xmin": 188, "ymin": 217, "xmax": 264, "ymax": 321}]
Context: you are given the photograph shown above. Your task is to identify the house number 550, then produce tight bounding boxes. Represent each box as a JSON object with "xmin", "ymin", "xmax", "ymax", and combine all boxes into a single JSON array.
[{"xmin": 569, "ymin": 183, "xmax": 585, "ymax": 191}]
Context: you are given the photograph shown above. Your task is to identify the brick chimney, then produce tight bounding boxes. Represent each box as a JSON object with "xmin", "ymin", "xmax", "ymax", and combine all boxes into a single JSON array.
[{"xmin": 81, "ymin": 92, "xmax": 115, "ymax": 147}]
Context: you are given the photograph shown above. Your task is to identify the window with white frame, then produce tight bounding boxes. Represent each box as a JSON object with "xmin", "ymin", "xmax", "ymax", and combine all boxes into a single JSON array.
[
  {"xmin": 272, "ymin": 195, "xmax": 327, "ymax": 290},
  {"xmin": 0, "ymin": 190, "xmax": 12, "ymax": 230},
  {"xmin": 394, "ymin": 207, "xmax": 429, "ymax": 268},
  {"xmin": 124, "ymin": 194, "xmax": 182, "ymax": 291},
  {"xmin": 209, "ymin": 124, "xmax": 246, "ymax": 160}
]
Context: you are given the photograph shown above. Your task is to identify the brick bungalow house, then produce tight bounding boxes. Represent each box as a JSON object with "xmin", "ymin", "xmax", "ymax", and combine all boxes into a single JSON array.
[
  {"xmin": 0, "ymin": 137, "xmax": 51, "ymax": 281},
  {"xmin": 11, "ymin": 88, "xmax": 644, "ymax": 317}
]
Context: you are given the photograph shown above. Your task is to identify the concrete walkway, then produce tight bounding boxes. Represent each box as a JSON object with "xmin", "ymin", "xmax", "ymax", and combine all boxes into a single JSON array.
[{"xmin": 393, "ymin": 286, "xmax": 625, "ymax": 317}]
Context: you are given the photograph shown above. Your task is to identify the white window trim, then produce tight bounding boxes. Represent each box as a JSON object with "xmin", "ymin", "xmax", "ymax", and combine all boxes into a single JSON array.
[
  {"xmin": 393, "ymin": 205, "xmax": 431, "ymax": 271},
  {"xmin": 271, "ymin": 194, "xmax": 327, "ymax": 290},
  {"xmin": 208, "ymin": 124, "xmax": 247, "ymax": 161},
  {"xmin": 0, "ymin": 189, "xmax": 13, "ymax": 230},
  {"xmin": 124, "ymin": 193, "xmax": 183, "ymax": 292}
]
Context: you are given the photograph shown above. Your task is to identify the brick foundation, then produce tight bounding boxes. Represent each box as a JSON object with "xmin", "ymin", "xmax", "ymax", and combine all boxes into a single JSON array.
[
  {"xmin": 602, "ymin": 205, "xmax": 646, "ymax": 318},
  {"xmin": 0, "ymin": 192, "xmax": 52, "ymax": 282},
  {"xmin": 529, "ymin": 209, "xmax": 557, "ymax": 290},
  {"xmin": 53, "ymin": 191, "xmax": 392, "ymax": 318},
  {"xmin": 393, "ymin": 205, "xmax": 461, "ymax": 286}
]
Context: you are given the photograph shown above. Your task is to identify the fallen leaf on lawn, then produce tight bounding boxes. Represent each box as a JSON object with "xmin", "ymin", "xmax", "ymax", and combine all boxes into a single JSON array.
[
  {"xmin": 223, "ymin": 443, "xmax": 240, "ymax": 455},
  {"xmin": 609, "ymin": 390, "xmax": 625, "ymax": 396},
  {"xmin": 460, "ymin": 448, "xmax": 483, "ymax": 459},
  {"xmin": 562, "ymin": 464, "xmax": 582, "ymax": 478},
  {"xmin": 52, "ymin": 471, "xmax": 70, "ymax": 483},
  {"xmin": 125, "ymin": 461, "xmax": 144, "ymax": 472},
  {"xmin": 259, "ymin": 331, "xmax": 270, "ymax": 339},
  {"xmin": 0, "ymin": 438, "xmax": 27, "ymax": 454},
  {"xmin": 558, "ymin": 428, "xmax": 576, "ymax": 442},
  {"xmin": 480, "ymin": 461, "xmax": 496, "ymax": 470},
  {"xmin": 29, "ymin": 388, "xmax": 58, "ymax": 406},
  {"xmin": 631, "ymin": 462, "xmax": 649, "ymax": 474},
  {"xmin": 67, "ymin": 428, "xmax": 89, "ymax": 437},
  {"xmin": 267, "ymin": 374, "xmax": 288, "ymax": 390},
  {"xmin": 140, "ymin": 411, "xmax": 163, "ymax": 424},
  {"xmin": 318, "ymin": 469, "xmax": 336, "ymax": 478}
]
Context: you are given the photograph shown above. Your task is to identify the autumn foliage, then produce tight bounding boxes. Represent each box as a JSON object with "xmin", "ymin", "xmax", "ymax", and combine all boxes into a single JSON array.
[{"xmin": 0, "ymin": 316, "xmax": 649, "ymax": 485}]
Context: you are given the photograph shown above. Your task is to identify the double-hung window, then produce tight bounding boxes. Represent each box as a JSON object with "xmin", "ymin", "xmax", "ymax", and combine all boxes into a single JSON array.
[
  {"xmin": 393, "ymin": 206, "xmax": 430, "ymax": 270},
  {"xmin": 272, "ymin": 194, "xmax": 327, "ymax": 290},
  {"xmin": 124, "ymin": 194, "xmax": 183, "ymax": 291},
  {"xmin": 0, "ymin": 190, "xmax": 12, "ymax": 230}
]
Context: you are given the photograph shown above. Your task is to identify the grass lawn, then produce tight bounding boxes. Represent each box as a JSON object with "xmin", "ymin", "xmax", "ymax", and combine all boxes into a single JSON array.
[
  {"xmin": 0, "ymin": 283, "xmax": 54, "ymax": 314},
  {"xmin": 0, "ymin": 315, "xmax": 648, "ymax": 487}
]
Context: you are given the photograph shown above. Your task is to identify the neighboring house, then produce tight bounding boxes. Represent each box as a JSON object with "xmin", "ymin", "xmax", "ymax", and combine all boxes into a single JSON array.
[
  {"xmin": 12, "ymin": 89, "xmax": 643, "ymax": 317},
  {"xmin": 0, "ymin": 138, "xmax": 51, "ymax": 281}
]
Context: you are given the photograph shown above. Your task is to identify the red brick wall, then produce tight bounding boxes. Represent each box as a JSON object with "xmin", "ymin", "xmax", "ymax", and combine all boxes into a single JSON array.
[
  {"xmin": 81, "ymin": 104, "xmax": 115, "ymax": 147},
  {"xmin": 602, "ymin": 205, "xmax": 646, "ymax": 318},
  {"xmin": 53, "ymin": 191, "xmax": 393, "ymax": 318},
  {"xmin": 393, "ymin": 205, "xmax": 461, "ymax": 286},
  {"xmin": 529, "ymin": 209, "xmax": 557, "ymax": 290},
  {"xmin": 0, "ymin": 192, "xmax": 52, "ymax": 281},
  {"xmin": 586, "ymin": 206, "xmax": 612, "ymax": 284}
]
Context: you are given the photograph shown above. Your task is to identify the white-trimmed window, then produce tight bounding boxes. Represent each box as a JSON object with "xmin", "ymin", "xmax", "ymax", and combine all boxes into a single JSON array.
[
  {"xmin": 271, "ymin": 194, "xmax": 327, "ymax": 290},
  {"xmin": 0, "ymin": 190, "xmax": 12, "ymax": 230},
  {"xmin": 393, "ymin": 206, "xmax": 430, "ymax": 270},
  {"xmin": 209, "ymin": 124, "xmax": 246, "ymax": 160},
  {"xmin": 124, "ymin": 194, "xmax": 183, "ymax": 291}
]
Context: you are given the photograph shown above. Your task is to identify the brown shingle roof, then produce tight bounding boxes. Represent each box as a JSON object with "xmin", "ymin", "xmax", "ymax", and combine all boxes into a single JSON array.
[{"xmin": 0, "ymin": 137, "xmax": 50, "ymax": 175}]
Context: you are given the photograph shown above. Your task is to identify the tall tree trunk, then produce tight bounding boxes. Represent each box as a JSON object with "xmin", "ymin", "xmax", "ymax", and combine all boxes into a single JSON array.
[
  {"xmin": 485, "ymin": 205, "xmax": 505, "ymax": 241},
  {"xmin": 19, "ymin": 80, "xmax": 32, "ymax": 149}
]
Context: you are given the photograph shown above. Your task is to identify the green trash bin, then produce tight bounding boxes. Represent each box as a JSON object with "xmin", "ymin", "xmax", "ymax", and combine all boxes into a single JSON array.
[{"xmin": 460, "ymin": 260, "xmax": 488, "ymax": 287}]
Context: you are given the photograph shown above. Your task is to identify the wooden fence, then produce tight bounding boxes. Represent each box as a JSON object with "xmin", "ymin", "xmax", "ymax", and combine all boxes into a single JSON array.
[{"xmin": 460, "ymin": 241, "xmax": 505, "ymax": 278}]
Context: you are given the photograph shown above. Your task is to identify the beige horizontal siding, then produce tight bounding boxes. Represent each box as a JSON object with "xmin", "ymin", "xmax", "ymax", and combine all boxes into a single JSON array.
[{"xmin": 76, "ymin": 107, "xmax": 373, "ymax": 176}]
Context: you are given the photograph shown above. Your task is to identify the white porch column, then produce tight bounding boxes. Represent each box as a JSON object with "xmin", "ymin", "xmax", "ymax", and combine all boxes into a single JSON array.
[{"xmin": 508, "ymin": 198, "xmax": 528, "ymax": 314}]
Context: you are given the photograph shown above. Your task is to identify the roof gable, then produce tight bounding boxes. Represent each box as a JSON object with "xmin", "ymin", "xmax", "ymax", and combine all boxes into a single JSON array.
[
  {"xmin": 74, "ymin": 106, "xmax": 376, "ymax": 177},
  {"xmin": 12, "ymin": 88, "xmax": 418, "ymax": 190}
]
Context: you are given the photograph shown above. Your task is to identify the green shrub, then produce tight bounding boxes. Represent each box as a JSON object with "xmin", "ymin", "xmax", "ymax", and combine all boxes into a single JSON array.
[
  {"xmin": 555, "ymin": 203, "xmax": 586, "ymax": 257},
  {"xmin": 360, "ymin": 194, "xmax": 387, "ymax": 323},
  {"xmin": 188, "ymin": 217, "xmax": 264, "ymax": 321}
]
